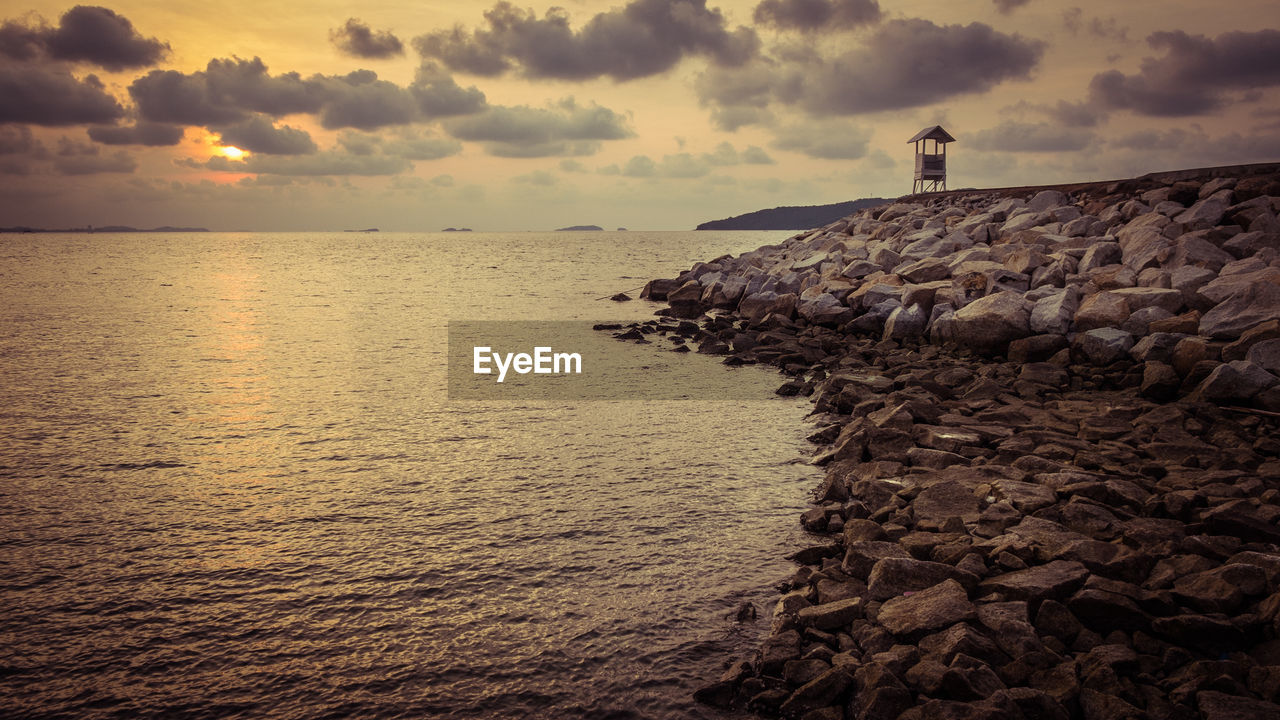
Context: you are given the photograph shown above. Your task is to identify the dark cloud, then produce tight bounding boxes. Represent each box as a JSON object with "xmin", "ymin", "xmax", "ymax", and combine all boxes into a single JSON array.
[
  {"xmin": 314, "ymin": 70, "xmax": 418, "ymax": 130},
  {"xmin": 1090, "ymin": 29, "xmax": 1280, "ymax": 117},
  {"xmin": 1107, "ymin": 126, "xmax": 1280, "ymax": 167},
  {"xmin": 216, "ymin": 116, "xmax": 317, "ymax": 155},
  {"xmin": 968, "ymin": 121, "xmax": 1096, "ymax": 152},
  {"xmin": 410, "ymin": 62, "xmax": 488, "ymax": 118},
  {"xmin": 1062, "ymin": 8, "xmax": 1127, "ymax": 41},
  {"xmin": 88, "ymin": 122, "xmax": 184, "ymax": 146},
  {"xmin": 797, "ymin": 19, "xmax": 1044, "ymax": 114},
  {"xmin": 741, "ymin": 145, "xmax": 775, "ymax": 164},
  {"xmin": 53, "ymin": 137, "xmax": 136, "ymax": 175},
  {"xmin": 330, "ymin": 18, "xmax": 404, "ymax": 59},
  {"xmin": 993, "ymin": 0, "xmax": 1031, "ymax": 14},
  {"xmin": 0, "ymin": 125, "xmax": 47, "ymax": 155},
  {"xmin": 129, "ymin": 57, "xmax": 323, "ymax": 126},
  {"xmin": 0, "ymin": 65, "xmax": 125, "ymax": 125},
  {"xmin": 0, "ymin": 5, "xmax": 168, "ymax": 71},
  {"xmin": 413, "ymin": 0, "xmax": 758, "ymax": 81},
  {"xmin": 131, "ymin": 58, "xmax": 482, "ymax": 131},
  {"xmin": 697, "ymin": 19, "xmax": 1042, "ymax": 119},
  {"xmin": 771, "ymin": 119, "xmax": 871, "ymax": 159},
  {"xmin": 443, "ymin": 98, "xmax": 632, "ymax": 157},
  {"xmin": 753, "ymin": 0, "xmax": 881, "ymax": 31}
]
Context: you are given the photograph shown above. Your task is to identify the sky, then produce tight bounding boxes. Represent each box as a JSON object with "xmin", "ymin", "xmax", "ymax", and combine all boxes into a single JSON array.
[{"xmin": 0, "ymin": 0, "xmax": 1278, "ymax": 231}]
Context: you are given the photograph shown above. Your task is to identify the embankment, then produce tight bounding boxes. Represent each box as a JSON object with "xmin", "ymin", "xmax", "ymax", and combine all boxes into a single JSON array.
[{"xmin": 611, "ymin": 162, "xmax": 1280, "ymax": 719}]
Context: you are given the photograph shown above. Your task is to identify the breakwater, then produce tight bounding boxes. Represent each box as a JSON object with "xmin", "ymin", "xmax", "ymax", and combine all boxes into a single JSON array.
[{"xmin": 618, "ymin": 163, "xmax": 1280, "ymax": 719}]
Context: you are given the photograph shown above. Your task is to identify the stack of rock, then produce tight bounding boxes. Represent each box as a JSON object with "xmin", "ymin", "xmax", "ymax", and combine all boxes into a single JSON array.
[{"xmin": 626, "ymin": 166, "xmax": 1280, "ymax": 719}]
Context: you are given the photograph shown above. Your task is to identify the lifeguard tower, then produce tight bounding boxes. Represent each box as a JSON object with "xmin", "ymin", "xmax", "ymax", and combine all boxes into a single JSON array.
[{"xmin": 909, "ymin": 125, "xmax": 954, "ymax": 194}]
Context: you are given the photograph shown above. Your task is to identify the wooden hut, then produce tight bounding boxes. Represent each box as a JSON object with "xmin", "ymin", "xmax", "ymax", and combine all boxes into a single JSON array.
[{"xmin": 909, "ymin": 125, "xmax": 954, "ymax": 194}]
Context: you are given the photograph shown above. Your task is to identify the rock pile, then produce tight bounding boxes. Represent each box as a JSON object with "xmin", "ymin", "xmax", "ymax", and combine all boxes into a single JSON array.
[{"xmin": 617, "ymin": 166, "xmax": 1280, "ymax": 719}]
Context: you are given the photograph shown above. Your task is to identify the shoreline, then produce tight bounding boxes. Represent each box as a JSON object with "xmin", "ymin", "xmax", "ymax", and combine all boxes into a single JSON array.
[{"xmin": 614, "ymin": 164, "xmax": 1280, "ymax": 718}]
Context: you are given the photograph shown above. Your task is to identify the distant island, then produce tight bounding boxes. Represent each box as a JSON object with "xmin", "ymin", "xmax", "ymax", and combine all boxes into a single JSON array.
[
  {"xmin": 0, "ymin": 225, "xmax": 210, "ymax": 233},
  {"xmin": 617, "ymin": 227, "xmax": 628, "ymax": 231},
  {"xmin": 345, "ymin": 228, "xmax": 378, "ymax": 233},
  {"xmin": 556, "ymin": 225, "xmax": 603, "ymax": 231},
  {"xmin": 441, "ymin": 227, "xmax": 473, "ymax": 232},
  {"xmin": 695, "ymin": 198, "xmax": 890, "ymax": 230}
]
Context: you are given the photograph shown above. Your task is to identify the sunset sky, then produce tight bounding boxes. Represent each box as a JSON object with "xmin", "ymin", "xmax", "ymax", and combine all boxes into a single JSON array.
[{"xmin": 1, "ymin": 0, "xmax": 1278, "ymax": 230}]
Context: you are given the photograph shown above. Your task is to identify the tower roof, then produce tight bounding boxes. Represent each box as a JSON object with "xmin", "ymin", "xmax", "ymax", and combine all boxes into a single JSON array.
[{"xmin": 908, "ymin": 125, "xmax": 955, "ymax": 143}]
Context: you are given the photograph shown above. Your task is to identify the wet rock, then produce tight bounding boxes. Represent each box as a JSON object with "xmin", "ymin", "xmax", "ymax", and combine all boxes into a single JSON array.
[
  {"xmin": 844, "ymin": 541, "xmax": 913, "ymax": 579},
  {"xmin": 779, "ymin": 666, "xmax": 853, "ymax": 717},
  {"xmin": 877, "ymin": 579, "xmax": 978, "ymax": 636},
  {"xmin": 798, "ymin": 598, "xmax": 865, "ymax": 631},
  {"xmin": 760, "ymin": 629, "xmax": 803, "ymax": 674}
]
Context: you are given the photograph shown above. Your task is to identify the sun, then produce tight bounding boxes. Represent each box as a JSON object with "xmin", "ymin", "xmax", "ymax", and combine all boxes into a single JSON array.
[{"xmin": 220, "ymin": 145, "xmax": 246, "ymax": 159}]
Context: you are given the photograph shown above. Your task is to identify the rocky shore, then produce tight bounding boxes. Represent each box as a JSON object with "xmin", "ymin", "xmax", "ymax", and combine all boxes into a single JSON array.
[{"xmin": 614, "ymin": 164, "xmax": 1280, "ymax": 719}]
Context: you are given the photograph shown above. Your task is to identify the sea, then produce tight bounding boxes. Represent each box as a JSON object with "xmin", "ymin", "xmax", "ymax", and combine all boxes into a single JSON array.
[{"xmin": 0, "ymin": 230, "xmax": 820, "ymax": 720}]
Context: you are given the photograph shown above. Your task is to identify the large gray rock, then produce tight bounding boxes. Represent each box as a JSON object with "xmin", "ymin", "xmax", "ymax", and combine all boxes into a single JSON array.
[
  {"xmin": 1170, "ymin": 265, "xmax": 1217, "ymax": 296},
  {"xmin": 1077, "ymin": 242, "xmax": 1122, "ymax": 274},
  {"xmin": 1193, "ymin": 360, "xmax": 1279, "ymax": 403},
  {"xmin": 867, "ymin": 558, "xmax": 980, "ymax": 601},
  {"xmin": 1107, "ymin": 287, "xmax": 1183, "ymax": 314},
  {"xmin": 1030, "ymin": 289, "xmax": 1078, "ymax": 335},
  {"xmin": 1027, "ymin": 190, "xmax": 1068, "ymax": 213},
  {"xmin": 1247, "ymin": 339, "xmax": 1280, "ymax": 375},
  {"xmin": 1074, "ymin": 292, "xmax": 1129, "ymax": 331},
  {"xmin": 1076, "ymin": 327, "xmax": 1135, "ymax": 365},
  {"xmin": 1200, "ymin": 281, "xmax": 1280, "ymax": 339},
  {"xmin": 1173, "ymin": 197, "xmax": 1228, "ymax": 229},
  {"xmin": 952, "ymin": 291, "xmax": 1032, "ymax": 354},
  {"xmin": 883, "ymin": 303, "xmax": 928, "ymax": 340},
  {"xmin": 797, "ymin": 292, "xmax": 853, "ymax": 326},
  {"xmin": 897, "ymin": 257, "xmax": 952, "ymax": 283}
]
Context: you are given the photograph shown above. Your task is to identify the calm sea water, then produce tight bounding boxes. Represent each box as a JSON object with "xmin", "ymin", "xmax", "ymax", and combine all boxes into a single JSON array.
[{"xmin": 0, "ymin": 231, "xmax": 816, "ymax": 720}]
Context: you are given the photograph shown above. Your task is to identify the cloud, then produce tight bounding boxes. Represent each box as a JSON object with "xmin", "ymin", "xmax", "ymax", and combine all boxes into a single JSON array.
[
  {"xmin": 968, "ymin": 121, "xmax": 1096, "ymax": 152},
  {"xmin": 412, "ymin": 0, "xmax": 758, "ymax": 81},
  {"xmin": 410, "ymin": 62, "xmax": 488, "ymax": 118},
  {"xmin": 0, "ymin": 5, "xmax": 168, "ymax": 71},
  {"xmin": 615, "ymin": 152, "xmax": 714, "ymax": 178},
  {"xmin": 559, "ymin": 159, "xmax": 586, "ymax": 172},
  {"xmin": 1105, "ymin": 126, "xmax": 1280, "ymax": 168},
  {"xmin": 0, "ymin": 65, "xmax": 125, "ymax": 125},
  {"xmin": 338, "ymin": 129, "xmax": 462, "ymax": 160},
  {"xmin": 771, "ymin": 119, "xmax": 872, "ymax": 159},
  {"xmin": 796, "ymin": 19, "xmax": 1044, "ymax": 114},
  {"xmin": 442, "ymin": 98, "xmax": 632, "ymax": 157},
  {"xmin": 993, "ymin": 0, "xmax": 1031, "ymax": 13},
  {"xmin": 330, "ymin": 18, "xmax": 404, "ymax": 59},
  {"xmin": 1062, "ymin": 8, "xmax": 1127, "ymax": 41},
  {"xmin": 700, "ymin": 141, "xmax": 775, "ymax": 165},
  {"xmin": 204, "ymin": 151, "xmax": 412, "ymax": 176},
  {"xmin": 697, "ymin": 19, "xmax": 1042, "ymax": 119},
  {"xmin": 88, "ymin": 122, "xmax": 184, "ymax": 146},
  {"xmin": 621, "ymin": 155, "xmax": 655, "ymax": 177},
  {"xmin": 53, "ymin": 137, "xmax": 136, "ymax": 175},
  {"xmin": 216, "ymin": 116, "xmax": 317, "ymax": 155},
  {"xmin": 752, "ymin": 0, "xmax": 881, "ymax": 31},
  {"xmin": 0, "ymin": 125, "xmax": 45, "ymax": 155},
  {"xmin": 130, "ymin": 57, "xmax": 486, "ymax": 132},
  {"xmin": 1091, "ymin": 29, "xmax": 1280, "ymax": 117},
  {"xmin": 512, "ymin": 169, "xmax": 558, "ymax": 186},
  {"xmin": 314, "ymin": 70, "xmax": 419, "ymax": 130}
]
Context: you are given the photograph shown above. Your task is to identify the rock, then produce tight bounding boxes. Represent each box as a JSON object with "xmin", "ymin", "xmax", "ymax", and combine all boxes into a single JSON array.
[
  {"xmin": 1197, "ymin": 691, "xmax": 1280, "ymax": 720},
  {"xmin": 1030, "ymin": 290, "xmax": 1079, "ymax": 335},
  {"xmin": 1076, "ymin": 328, "xmax": 1134, "ymax": 365},
  {"xmin": 850, "ymin": 686, "xmax": 914, "ymax": 720},
  {"xmin": 1140, "ymin": 361, "xmax": 1181, "ymax": 400},
  {"xmin": 1074, "ymin": 292, "xmax": 1130, "ymax": 331},
  {"xmin": 610, "ymin": 292, "xmax": 632, "ymax": 302},
  {"xmin": 1199, "ymin": 277, "xmax": 1280, "ymax": 339},
  {"xmin": 1173, "ymin": 197, "xmax": 1228, "ymax": 229},
  {"xmin": 1171, "ymin": 265, "xmax": 1217, "ymax": 296},
  {"xmin": 1008, "ymin": 334, "xmax": 1069, "ymax": 363},
  {"xmin": 1147, "ymin": 310, "xmax": 1200, "ymax": 335},
  {"xmin": 898, "ymin": 257, "xmax": 952, "ymax": 283},
  {"xmin": 1192, "ymin": 360, "xmax": 1278, "ymax": 403},
  {"xmin": 1151, "ymin": 614, "xmax": 1246, "ymax": 653},
  {"xmin": 1201, "ymin": 502, "xmax": 1280, "ymax": 544},
  {"xmin": 978, "ymin": 560, "xmax": 1090, "ymax": 602},
  {"xmin": 640, "ymin": 278, "xmax": 681, "ymax": 301},
  {"xmin": 844, "ymin": 541, "xmax": 913, "ymax": 579},
  {"xmin": 867, "ymin": 558, "xmax": 980, "ymax": 601},
  {"xmin": 1078, "ymin": 242, "xmax": 1122, "ymax": 274},
  {"xmin": 1224, "ymin": 319, "xmax": 1280, "ymax": 360},
  {"xmin": 1172, "ymin": 336, "xmax": 1210, "ymax": 377},
  {"xmin": 883, "ymin": 304, "xmax": 928, "ymax": 340},
  {"xmin": 1108, "ymin": 287, "xmax": 1184, "ymax": 313},
  {"xmin": 798, "ymin": 292, "xmax": 854, "ymax": 327},
  {"xmin": 1028, "ymin": 190, "xmax": 1068, "ymax": 213},
  {"xmin": 1121, "ymin": 306, "xmax": 1173, "ymax": 335},
  {"xmin": 760, "ymin": 629, "xmax": 803, "ymax": 674},
  {"xmin": 1249, "ymin": 338, "xmax": 1280, "ymax": 375},
  {"xmin": 778, "ymin": 666, "xmax": 853, "ymax": 717},
  {"xmin": 912, "ymin": 480, "xmax": 982, "ymax": 530},
  {"xmin": 798, "ymin": 597, "xmax": 865, "ymax": 631},
  {"xmin": 877, "ymin": 579, "xmax": 978, "ymax": 635},
  {"xmin": 1034, "ymin": 599, "xmax": 1083, "ymax": 641},
  {"xmin": 952, "ymin": 292, "xmax": 1032, "ymax": 354}
]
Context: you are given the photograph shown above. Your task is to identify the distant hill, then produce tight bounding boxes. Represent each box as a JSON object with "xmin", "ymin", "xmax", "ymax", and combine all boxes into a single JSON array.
[
  {"xmin": 556, "ymin": 224, "xmax": 603, "ymax": 231},
  {"xmin": 695, "ymin": 199, "xmax": 890, "ymax": 231},
  {"xmin": 0, "ymin": 225, "xmax": 209, "ymax": 233}
]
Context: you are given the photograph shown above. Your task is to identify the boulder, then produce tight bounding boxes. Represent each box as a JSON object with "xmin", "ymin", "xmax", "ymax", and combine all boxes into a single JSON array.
[
  {"xmin": 883, "ymin": 304, "xmax": 928, "ymax": 340},
  {"xmin": 1192, "ymin": 360, "xmax": 1278, "ymax": 403},
  {"xmin": 1077, "ymin": 242, "xmax": 1122, "ymax": 274},
  {"xmin": 978, "ymin": 560, "xmax": 1089, "ymax": 602},
  {"xmin": 797, "ymin": 597, "xmax": 865, "ymax": 631},
  {"xmin": 913, "ymin": 480, "xmax": 982, "ymax": 530},
  {"xmin": 877, "ymin": 579, "xmax": 977, "ymax": 635},
  {"xmin": 867, "ymin": 558, "xmax": 981, "ymax": 601},
  {"xmin": 797, "ymin": 292, "xmax": 854, "ymax": 327},
  {"xmin": 952, "ymin": 292, "xmax": 1032, "ymax": 354},
  {"xmin": 1224, "ymin": 319, "xmax": 1280, "ymax": 360},
  {"xmin": 1075, "ymin": 328, "xmax": 1135, "ymax": 365},
  {"xmin": 1201, "ymin": 280, "xmax": 1280, "ymax": 338},
  {"xmin": 1074, "ymin": 292, "xmax": 1129, "ymax": 331},
  {"xmin": 1247, "ymin": 338, "xmax": 1280, "ymax": 375},
  {"xmin": 1173, "ymin": 197, "xmax": 1228, "ymax": 229},
  {"xmin": 897, "ymin": 257, "xmax": 952, "ymax": 283},
  {"xmin": 1028, "ymin": 190, "xmax": 1068, "ymax": 213},
  {"xmin": 1107, "ymin": 287, "xmax": 1183, "ymax": 313},
  {"xmin": 1030, "ymin": 290, "xmax": 1078, "ymax": 335}
]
